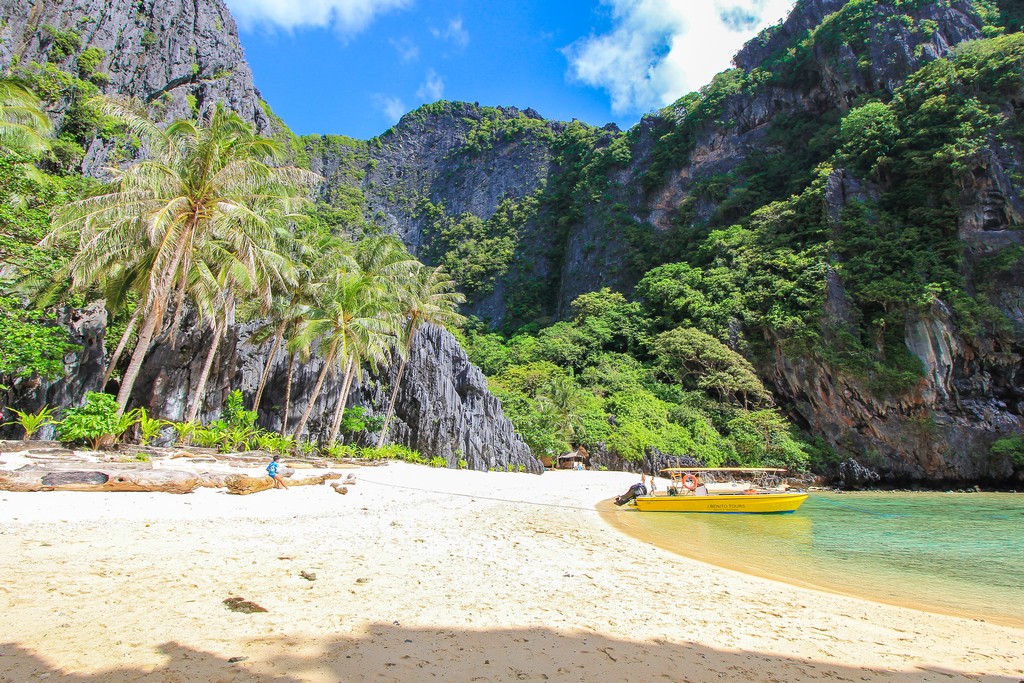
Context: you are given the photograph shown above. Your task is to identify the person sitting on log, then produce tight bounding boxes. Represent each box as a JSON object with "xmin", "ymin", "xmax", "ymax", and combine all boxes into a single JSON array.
[{"xmin": 267, "ymin": 455, "xmax": 289, "ymax": 490}]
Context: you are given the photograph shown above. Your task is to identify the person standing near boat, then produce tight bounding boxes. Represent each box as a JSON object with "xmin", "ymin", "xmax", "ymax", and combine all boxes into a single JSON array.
[{"xmin": 693, "ymin": 476, "xmax": 708, "ymax": 496}]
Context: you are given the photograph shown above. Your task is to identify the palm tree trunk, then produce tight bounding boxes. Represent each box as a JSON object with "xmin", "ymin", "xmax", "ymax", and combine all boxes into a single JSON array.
[
  {"xmin": 103, "ymin": 308, "xmax": 141, "ymax": 385},
  {"xmin": 376, "ymin": 352, "xmax": 407, "ymax": 448},
  {"xmin": 168, "ymin": 280, "xmax": 189, "ymax": 348},
  {"xmin": 292, "ymin": 341, "xmax": 338, "ymax": 441},
  {"xmin": 185, "ymin": 317, "xmax": 226, "ymax": 423},
  {"xmin": 114, "ymin": 233, "xmax": 191, "ymax": 416},
  {"xmin": 114, "ymin": 311, "xmax": 158, "ymax": 416},
  {"xmin": 280, "ymin": 352, "xmax": 296, "ymax": 436},
  {"xmin": 253, "ymin": 321, "xmax": 285, "ymax": 411},
  {"xmin": 377, "ymin": 329, "xmax": 417, "ymax": 448},
  {"xmin": 326, "ymin": 358, "xmax": 356, "ymax": 446}
]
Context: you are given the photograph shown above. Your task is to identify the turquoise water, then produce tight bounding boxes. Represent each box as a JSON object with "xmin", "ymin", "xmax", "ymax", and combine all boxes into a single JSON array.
[{"xmin": 602, "ymin": 492, "xmax": 1024, "ymax": 627}]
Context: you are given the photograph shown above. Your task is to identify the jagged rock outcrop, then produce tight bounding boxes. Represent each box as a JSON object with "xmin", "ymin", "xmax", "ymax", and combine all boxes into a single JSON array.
[
  {"xmin": 836, "ymin": 458, "xmax": 881, "ymax": 489},
  {"xmin": 352, "ymin": 325, "xmax": 539, "ymax": 473},
  {"xmin": 119, "ymin": 316, "xmax": 539, "ymax": 473}
]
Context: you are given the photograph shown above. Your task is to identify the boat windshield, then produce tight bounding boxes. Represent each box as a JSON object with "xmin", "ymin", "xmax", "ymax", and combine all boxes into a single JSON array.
[{"xmin": 659, "ymin": 468, "xmax": 788, "ymax": 492}]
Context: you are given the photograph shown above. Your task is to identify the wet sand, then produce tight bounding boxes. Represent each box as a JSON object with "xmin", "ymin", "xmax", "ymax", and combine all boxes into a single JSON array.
[{"xmin": 1, "ymin": 461, "xmax": 1022, "ymax": 682}]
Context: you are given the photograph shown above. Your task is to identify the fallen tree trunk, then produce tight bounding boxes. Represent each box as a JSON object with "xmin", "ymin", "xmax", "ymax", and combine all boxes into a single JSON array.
[
  {"xmin": 197, "ymin": 472, "xmax": 232, "ymax": 488},
  {"xmin": 0, "ymin": 466, "xmax": 200, "ymax": 493},
  {"xmin": 224, "ymin": 472, "xmax": 341, "ymax": 495}
]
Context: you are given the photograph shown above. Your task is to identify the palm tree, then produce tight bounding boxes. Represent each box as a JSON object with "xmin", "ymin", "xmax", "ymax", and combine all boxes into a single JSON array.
[
  {"xmin": 323, "ymin": 298, "xmax": 396, "ymax": 447},
  {"xmin": 536, "ymin": 375, "xmax": 585, "ymax": 447},
  {"xmin": 0, "ymin": 79, "xmax": 52, "ymax": 156},
  {"xmin": 251, "ymin": 233, "xmax": 352, "ymax": 413},
  {"xmin": 184, "ymin": 231, "xmax": 295, "ymax": 423},
  {"xmin": 291, "ymin": 234, "xmax": 414, "ymax": 445},
  {"xmin": 46, "ymin": 100, "xmax": 319, "ymax": 416},
  {"xmin": 290, "ymin": 270, "xmax": 397, "ymax": 442},
  {"xmin": 251, "ymin": 290, "xmax": 304, "ymax": 413},
  {"xmin": 376, "ymin": 264, "xmax": 465, "ymax": 447},
  {"xmin": 279, "ymin": 330, "xmax": 311, "ymax": 436}
]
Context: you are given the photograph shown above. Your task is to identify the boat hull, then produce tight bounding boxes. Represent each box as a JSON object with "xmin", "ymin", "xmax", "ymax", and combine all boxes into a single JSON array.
[{"xmin": 632, "ymin": 492, "xmax": 809, "ymax": 513}]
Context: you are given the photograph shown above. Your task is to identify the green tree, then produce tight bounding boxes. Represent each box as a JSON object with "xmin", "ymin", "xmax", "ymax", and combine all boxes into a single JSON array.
[
  {"xmin": 652, "ymin": 327, "xmax": 771, "ymax": 408},
  {"xmin": 46, "ymin": 100, "xmax": 319, "ymax": 416},
  {"xmin": 535, "ymin": 375, "xmax": 586, "ymax": 447},
  {"xmin": 839, "ymin": 100, "xmax": 899, "ymax": 175},
  {"xmin": 0, "ymin": 297, "xmax": 79, "ymax": 389},
  {"xmin": 56, "ymin": 392, "xmax": 132, "ymax": 450},
  {"xmin": 0, "ymin": 79, "xmax": 52, "ymax": 157},
  {"xmin": 726, "ymin": 409, "xmax": 809, "ymax": 470}
]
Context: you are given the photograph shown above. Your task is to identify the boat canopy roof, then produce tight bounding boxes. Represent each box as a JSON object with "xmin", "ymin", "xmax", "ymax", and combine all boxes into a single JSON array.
[{"xmin": 659, "ymin": 467, "xmax": 788, "ymax": 473}]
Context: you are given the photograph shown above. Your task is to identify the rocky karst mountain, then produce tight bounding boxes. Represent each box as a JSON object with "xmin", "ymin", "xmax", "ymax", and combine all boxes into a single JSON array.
[
  {"xmin": 0, "ymin": 0, "xmax": 270, "ymax": 174},
  {"xmin": 311, "ymin": 0, "xmax": 1024, "ymax": 485},
  {"xmin": 1, "ymin": 0, "xmax": 267, "ymax": 125},
  {"xmin": 0, "ymin": 0, "xmax": 535, "ymax": 472},
  {"xmin": 4, "ymin": 0, "xmax": 1024, "ymax": 484}
]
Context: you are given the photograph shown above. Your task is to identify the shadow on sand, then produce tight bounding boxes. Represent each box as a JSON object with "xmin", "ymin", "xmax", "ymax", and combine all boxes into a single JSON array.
[{"xmin": 2, "ymin": 622, "xmax": 1015, "ymax": 682}]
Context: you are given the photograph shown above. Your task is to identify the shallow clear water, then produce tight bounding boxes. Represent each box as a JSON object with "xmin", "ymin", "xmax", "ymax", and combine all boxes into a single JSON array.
[{"xmin": 601, "ymin": 492, "xmax": 1024, "ymax": 627}]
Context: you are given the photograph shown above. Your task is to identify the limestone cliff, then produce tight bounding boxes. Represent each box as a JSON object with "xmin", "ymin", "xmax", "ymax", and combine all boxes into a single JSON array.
[
  {"xmin": 303, "ymin": 0, "xmax": 1023, "ymax": 485},
  {"xmin": 1, "ymin": 0, "xmax": 267, "ymax": 125},
  {"xmin": 6, "ymin": 0, "xmax": 1024, "ymax": 484},
  {"xmin": 0, "ymin": 0, "xmax": 270, "ymax": 174}
]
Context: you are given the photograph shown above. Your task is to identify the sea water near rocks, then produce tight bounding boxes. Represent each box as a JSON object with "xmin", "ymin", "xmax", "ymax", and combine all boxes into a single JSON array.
[{"xmin": 603, "ymin": 492, "xmax": 1024, "ymax": 627}]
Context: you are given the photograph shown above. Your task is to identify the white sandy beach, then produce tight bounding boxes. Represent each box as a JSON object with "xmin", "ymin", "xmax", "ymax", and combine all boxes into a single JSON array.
[{"xmin": 1, "ymin": 459, "xmax": 1022, "ymax": 682}]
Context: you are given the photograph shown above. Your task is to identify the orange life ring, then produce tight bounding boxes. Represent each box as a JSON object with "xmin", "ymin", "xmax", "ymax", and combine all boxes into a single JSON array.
[{"xmin": 682, "ymin": 474, "xmax": 698, "ymax": 491}]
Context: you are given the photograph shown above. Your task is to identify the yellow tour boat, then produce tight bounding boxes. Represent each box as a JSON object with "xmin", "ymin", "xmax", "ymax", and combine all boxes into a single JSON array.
[{"xmin": 621, "ymin": 467, "xmax": 809, "ymax": 514}]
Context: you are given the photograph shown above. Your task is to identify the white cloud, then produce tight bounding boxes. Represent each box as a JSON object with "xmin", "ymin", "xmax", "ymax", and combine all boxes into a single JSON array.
[
  {"xmin": 431, "ymin": 17, "xmax": 469, "ymax": 48},
  {"xmin": 564, "ymin": 0, "xmax": 795, "ymax": 115},
  {"xmin": 416, "ymin": 69, "xmax": 444, "ymax": 101},
  {"xmin": 390, "ymin": 36, "xmax": 420, "ymax": 63},
  {"xmin": 226, "ymin": 0, "xmax": 413, "ymax": 33},
  {"xmin": 373, "ymin": 94, "xmax": 407, "ymax": 123}
]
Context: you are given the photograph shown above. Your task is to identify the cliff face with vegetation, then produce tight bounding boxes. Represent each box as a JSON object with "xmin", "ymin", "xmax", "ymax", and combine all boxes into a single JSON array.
[
  {"xmin": 4, "ymin": 0, "xmax": 1024, "ymax": 484},
  {"xmin": 0, "ymin": 0, "xmax": 536, "ymax": 472},
  {"xmin": 0, "ymin": 0, "xmax": 270, "ymax": 174},
  {"xmin": 307, "ymin": 0, "xmax": 1024, "ymax": 485}
]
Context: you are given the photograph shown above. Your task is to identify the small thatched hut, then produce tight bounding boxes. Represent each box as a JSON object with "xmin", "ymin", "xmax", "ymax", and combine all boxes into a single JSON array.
[{"xmin": 556, "ymin": 445, "xmax": 590, "ymax": 470}]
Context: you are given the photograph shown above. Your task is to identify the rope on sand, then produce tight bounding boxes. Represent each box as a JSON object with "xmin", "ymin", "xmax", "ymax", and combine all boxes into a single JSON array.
[{"xmin": 355, "ymin": 475, "xmax": 608, "ymax": 513}]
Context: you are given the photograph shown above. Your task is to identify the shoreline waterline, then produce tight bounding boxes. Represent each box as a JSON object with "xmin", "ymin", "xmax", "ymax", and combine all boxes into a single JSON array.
[{"xmin": 599, "ymin": 491, "xmax": 1024, "ymax": 629}]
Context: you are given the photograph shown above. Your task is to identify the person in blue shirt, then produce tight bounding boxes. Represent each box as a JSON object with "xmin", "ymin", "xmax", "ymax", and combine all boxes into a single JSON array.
[{"xmin": 267, "ymin": 455, "xmax": 289, "ymax": 490}]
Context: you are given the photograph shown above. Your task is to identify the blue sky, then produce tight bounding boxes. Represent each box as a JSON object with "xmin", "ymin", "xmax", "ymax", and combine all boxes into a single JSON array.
[{"xmin": 224, "ymin": 0, "xmax": 795, "ymax": 140}]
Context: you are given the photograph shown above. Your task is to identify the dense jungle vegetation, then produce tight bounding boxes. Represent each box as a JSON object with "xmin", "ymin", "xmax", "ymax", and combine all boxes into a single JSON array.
[{"xmin": 442, "ymin": 3, "xmax": 1024, "ymax": 469}]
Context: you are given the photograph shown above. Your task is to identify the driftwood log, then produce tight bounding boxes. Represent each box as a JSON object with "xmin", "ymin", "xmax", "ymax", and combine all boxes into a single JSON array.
[
  {"xmin": 0, "ymin": 464, "xmax": 200, "ymax": 493},
  {"xmin": 0, "ymin": 461, "xmax": 343, "ymax": 494},
  {"xmin": 224, "ymin": 472, "xmax": 342, "ymax": 495}
]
